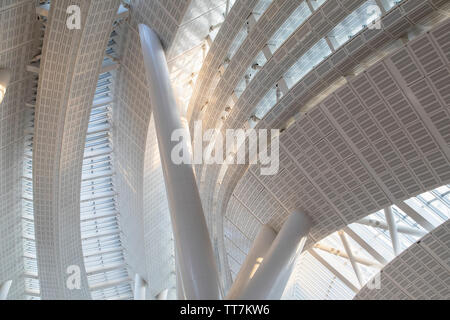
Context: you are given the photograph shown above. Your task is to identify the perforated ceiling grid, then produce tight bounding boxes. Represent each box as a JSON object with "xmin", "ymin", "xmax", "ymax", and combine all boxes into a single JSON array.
[
  {"xmin": 355, "ymin": 219, "xmax": 450, "ymax": 299},
  {"xmin": 260, "ymin": 0, "xmax": 449, "ymax": 130},
  {"xmin": 199, "ymin": 0, "xmax": 392, "ymax": 268},
  {"xmin": 224, "ymin": 18, "xmax": 450, "ymax": 287},
  {"xmin": 186, "ymin": 0, "xmax": 260, "ymax": 131},
  {"xmin": 196, "ymin": 0, "xmax": 388, "ymax": 200},
  {"xmin": 205, "ymin": 0, "xmax": 450, "ymax": 227},
  {"xmin": 33, "ymin": 0, "xmax": 121, "ymax": 299},
  {"xmin": 197, "ymin": 0, "xmax": 305, "ymax": 138},
  {"xmin": 2, "ymin": 0, "xmax": 450, "ymax": 301}
]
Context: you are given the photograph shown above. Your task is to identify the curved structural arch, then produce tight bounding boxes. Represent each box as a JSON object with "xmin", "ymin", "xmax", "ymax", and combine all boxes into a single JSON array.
[
  {"xmin": 222, "ymin": 16, "xmax": 450, "ymax": 292},
  {"xmin": 187, "ymin": 0, "xmax": 261, "ymax": 124},
  {"xmin": 33, "ymin": 0, "xmax": 121, "ymax": 299}
]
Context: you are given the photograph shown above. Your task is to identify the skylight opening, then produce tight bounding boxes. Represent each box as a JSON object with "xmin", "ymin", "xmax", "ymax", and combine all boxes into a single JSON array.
[
  {"xmin": 381, "ymin": 0, "xmax": 405, "ymax": 11},
  {"xmin": 268, "ymin": 1, "xmax": 312, "ymax": 51},
  {"xmin": 235, "ymin": 1, "xmax": 312, "ymax": 100},
  {"xmin": 327, "ymin": 0, "xmax": 382, "ymax": 49},
  {"xmin": 226, "ymin": 0, "xmax": 274, "ymax": 61},
  {"xmin": 248, "ymin": 0, "xmax": 406, "ymax": 124}
]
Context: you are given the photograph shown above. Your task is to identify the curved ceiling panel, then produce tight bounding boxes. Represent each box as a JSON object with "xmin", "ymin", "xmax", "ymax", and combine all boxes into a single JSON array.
[
  {"xmin": 187, "ymin": 0, "xmax": 260, "ymax": 126},
  {"xmin": 224, "ymin": 17, "xmax": 450, "ymax": 291},
  {"xmin": 355, "ymin": 219, "xmax": 450, "ymax": 299},
  {"xmin": 197, "ymin": 2, "xmax": 449, "ymax": 273},
  {"xmin": 2, "ymin": 0, "xmax": 449, "ymax": 301},
  {"xmin": 0, "ymin": 0, "xmax": 38, "ymax": 300},
  {"xmin": 33, "ymin": 0, "xmax": 121, "ymax": 299}
]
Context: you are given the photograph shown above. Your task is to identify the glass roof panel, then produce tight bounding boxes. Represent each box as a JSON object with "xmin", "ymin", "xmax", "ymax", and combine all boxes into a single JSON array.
[
  {"xmin": 268, "ymin": 1, "xmax": 311, "ymax": 51},
  {"xmin": 380, "ymin": 0, "xmax": 404, "ymax": 11},
  {"xmin": 254, "ymin": 86, "xmax": 277, "ymax": 119},
  {"xmin": 284, "ymin": 38, "xmax": 332, "ymax": 89},
  {"xmin": 327, "ymin": 0, "xmax": 381, "ymax": 49}
]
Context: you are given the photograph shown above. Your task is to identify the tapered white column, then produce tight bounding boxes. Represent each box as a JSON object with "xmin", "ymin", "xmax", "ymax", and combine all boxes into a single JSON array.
[
  {"xmin": 271, "ymin": 236, "xmax": 307, "ymax": 299},
  {"xmin": 226, "ymin": 225, "xmax": 276, "ymax": 299},
  {"xmin": 237, "ymin": 211, "xmax": 312, "ymax": 300},
  {"xmin": 176, "ymin": 267, "xmax": 186, "ymax": 300},
  {"xmin": 156, "ymin": 289, "xmax": 169, "ymax": 300},
  {"xmin": 0, "ymin": 68, "xmax": 11, "ymax": 104},
  {"xmin": 175, "ymin": 248, "xmax": 186, "ymax": 300},
  {"xmin": 0, "ymin": 280, "xmax": 12, "ymax": 300},
  {"xmin": 134, "ymin": 274, "xmax": 147, "ymax": 300},
  {"xmin": 384, "ymin": 207, "xmax": 400, "ymax": 255},
  {"xmin": 139, "ymin": 24, "xmax": 221, "ymax": 300}
]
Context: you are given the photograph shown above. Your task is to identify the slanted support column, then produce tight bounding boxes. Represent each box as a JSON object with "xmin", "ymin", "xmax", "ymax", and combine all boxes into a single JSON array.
[
  {"xmin": 272, "ymin": 236, "xmax": 308, "ymax": 297},
  {"xmin": 139, "ymin": 24, "xmax": 221, "ymax": 300},
  {"xmin": 175, "ymin": 249, "xmax": 186, "ymax": 300},
  {"xmin": 384, "ymin": 207, "xmax": 400, "ymax": 256},
  {"xmin": 339, "ymin": 231, "xmax": 363, "ymax": 287},
  {"xmin": 0, "ymin": 280, "xmax": 12, "ymax": 300},
  {"xmin": 134, "ymin": 274, "xmax": 147, "ymax": 300},
  {"xmin": 226, "ymin": 225, "xmax": 277, "ymax": 299},
  {"xmin": 237, "ymin": 211, "xmax": 312, "ymax": 300},
  {"xmin": 176, "ymin": 267, "xmax": 186, "ymax": 300}
]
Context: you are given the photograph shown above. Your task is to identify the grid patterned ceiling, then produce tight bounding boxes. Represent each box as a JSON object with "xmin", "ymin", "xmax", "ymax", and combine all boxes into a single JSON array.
[
  {"xmin": 1, "ymin": 0, "xmax": 450, "ymax": 301},
  {"xmin": 194, "ymin": 0, "xmax": 450, "ymax": 293},
  {"xmin": 228, "ymin": 16, "xmax": 450, "ymax": 245},
  {"xmin": 111, "ymin": 0, "xmax": 194, "ymax": 299},
  {"xmin": 223, "ymin": 16, "xmax": 450, "ymax": 298},
  {"xmin": 355, "ymin": 218, "xmax": 450, "ymax": 300},
  {"xmin": 32, "ymin": 0, "xmax": 121, "ymax": 299},
  {"xmin": 197, "ymin": 0, "xmax": 392, "ymax": 280},
  {"xmin": 186, "ymin": 0, "xmax": 261, "ymax": 127},
  {"xmin": 0, "ymin": 0, "xmax": 38, "ymax": 300},
  {"xmin": 21, "ymin": 1, "xmax": 48, "ymax": 300}
]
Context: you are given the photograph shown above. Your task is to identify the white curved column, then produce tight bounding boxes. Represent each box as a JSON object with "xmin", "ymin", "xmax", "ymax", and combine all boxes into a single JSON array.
[
  {"xmin": 384, "ymin": 207, "xmax": 400, "ymax": 255},
  {"xmin": 237, "ymin": 211, "xmax": 312, "ymax": 300},
  {"xmin": 175, "ymin": 248, "xmax": 185, "ymax": 300},
  {"xmin": 271, "ymin": 236, "xmax": 308, "ymax": 299},
  {"xmin": 176, "ymin": 267, "xmax": 185, "ymax": 300},
  {"xmin": 139, "ymin": 24, "xmax": 221, "ymax": 300},
  {"xmin": 0, "ymin": 280, "xmax": 12, "ymax": 300},
  {"xmin": 0, "ymin": 68, "xmax": 11, "ymax": 104},
  {"xmin": 134, "ymin": 274, "xmax": 147, "ymax": 300},
  {"xmin": 156, "ymin": 289, "xmax": 169, "ymax": 300},
  {"xmin": 226, "ymin": 224, "xmax": 277, "ymax": 299}
]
